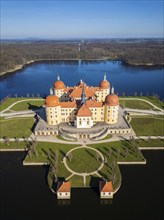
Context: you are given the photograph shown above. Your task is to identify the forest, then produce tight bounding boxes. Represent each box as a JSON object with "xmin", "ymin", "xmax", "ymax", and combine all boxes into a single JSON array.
[{"xmin": 0, "ymin": 39, "xmax": 163, "ymax": 75}]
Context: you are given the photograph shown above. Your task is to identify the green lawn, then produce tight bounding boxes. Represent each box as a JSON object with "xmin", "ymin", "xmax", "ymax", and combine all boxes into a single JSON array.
[
  {"xmin": 24, "ymin": 142, "xmax": 80, "ymax": 163},
  {"xmin": 90, "ymin": 141, "xmax": 145, "ymax": 162},
  {"xmin": 0, "ymin": 118, "xmax": 34, "ymax": 138},
  {"xmin": 11, "ymin": 100, "xmax": 45, "ymax": 111},
  {"xmin": 120, "ymin": 96, "xmax": 164, "ymax": 110},
  {"xmin": 0, "ymin": 141, "xmax": 28, "ymax": 149},
  {"xmin": 69, "ymin": 175, "xmax": 84, "ymax": 187},
  {"xmin": 120, "ymin": 99, "xmax": 154, "ymax": 110},
  {"xmin": 137, "ymin": 138, "xmax": 164, "ymax": 148},
  {"xmin": 0, "ymin": 98, "xmax": 23, "ymax": 111},
  {"xmin": 130, "ymin": 117, "xmax": 164, "ymax": 136},
  {"xmin": 67, "ymin": 148, "xmax": 101, "ymax": 173},
  {"xmin": 0, "ymin": 98, "xmax": 44, "ymax": 111}
]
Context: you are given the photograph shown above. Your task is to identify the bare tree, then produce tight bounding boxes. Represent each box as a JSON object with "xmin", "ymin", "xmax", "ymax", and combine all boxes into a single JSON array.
[
  {"xmin": 125, "ymin": 148, "xmax": 129, "ymax": 158},
  {"xmin": 104, "ymin": 156, "xmax": 107, "ymax": 163},
  {"xmin": 54, "ymin": 174, "xmax": 58, "ymax": 183},
  {"xmin": 28, "ymin": 149, "xmax": 32, "ymax": 159},
  {"xmin": 111, "ymin": 160, "xmax": 116, "ymax": 170},
  {"xmin": 4, "ymin": 137, "xmax": 9, "ymax": 146},
  {"xmin": 112, "ymin": 173, "xmax": 117, "ymax": 185},
  {"xmin": 34, "ymin": 148, "xmax": 38, "ymax": 158},
  {"xmin": 47, "ymin": 150, "xmax": 51, "ymax": 160},
  {"xmin": 108, "ymin": 149, "xmax": 112, "ymax": 158},
  {"xmin": 117, "ymin": 148, "xmax": 121, "ymax": 158},
  {"xmin": 148, "ymin": 136, "xmax": 151, "ymax": 143},
  {"xmin": 15, "ymin": 137, "xmax": 19, "ymax": 146},
  {"xmin": 67, "ymin": 152, "xmax": 72, "ymax": 162},
  {"xmin": 52, "ymin": 163, "xmax": 58, "ymax": 176},
  {"xmin": 55, "ymin": 150, "xmax": 59, "ymax": 161},
  {"xmin": 96, "ymin": 152, "xmax": 99, "ymax": 161}
]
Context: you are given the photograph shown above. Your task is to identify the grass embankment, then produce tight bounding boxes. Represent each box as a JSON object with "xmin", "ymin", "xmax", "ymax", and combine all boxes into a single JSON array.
[
  {"xmin": 0, "ymin": 97, "xmax": 45, "ymax": 112},
  {"xmin": 11, "ymin": 100, "xmax": 45, "ymax": 111},
  {"xmin": 0, "ymin": 98, "xmax": 24, "ymax": 111},
  {"xmin": 89, "ymin": 141, "xmax": 145, "ymax": 162},
  {"xmin": 130, "ymin": 117, "xmax": 164, "ymax": 136},
  {"xmin": 0, "ymin": 141, "xmax": 28, "ymax": 149},
  {"xmin": 120, "ymin": 96, "xmax": 164, "ymax": 110},
  {"xmin": 136, "ymin": 138, "xmax": 164, "ymax": 148},
  {"xmin": 0, "ymin": 118, "xmax": 34, "ymax": 138},
  {"xmin": 120, "ymin": 99, "xmax": 154, "ymax": 110}
]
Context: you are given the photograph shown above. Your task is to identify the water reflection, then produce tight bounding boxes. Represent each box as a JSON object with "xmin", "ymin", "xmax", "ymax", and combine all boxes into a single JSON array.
[{"xmin": 57, "ymin": 199, "xmax": 71, "ymax": 206}]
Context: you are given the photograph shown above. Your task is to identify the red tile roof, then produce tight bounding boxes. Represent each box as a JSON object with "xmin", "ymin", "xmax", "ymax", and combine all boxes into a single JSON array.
[
  {"xmin": 57, "ymin": 181, "xmax": 71, "ymax": 192},
  {"xmin": 45, "ymin": 95, "xmax": 60, "ymax": 107},
  {"xmin": 99, "ymin": 181, "xmax": 113, "ymax": 192},
  {"xmin": 86, "ymin": 100, "xmax": 103, "ymax": 108},
  {"xmin": 69, "ymin": 82, "xmax": 96, "ymax": 98},
  {"xmin": 77, "ymin": 104, "xmax": 92, "ymax": 117},
  {"xmin": 63, "ymin": 87, "xmax": 73, "ymax": 92},
  {"xmin": 60, "ymin": 101, "xmax": 77, "ymax": 108},
  {"xmin": 105, "ymin": 94, "xmax": 119, "ymax": 106}
]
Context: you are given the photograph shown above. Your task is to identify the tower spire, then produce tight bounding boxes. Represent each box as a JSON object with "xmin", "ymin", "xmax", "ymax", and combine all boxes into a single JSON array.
[
  {"xmin": 104, "ymin": 72, "xmax": 107, "ymax": 81},
  {"xmin": 81, "ymin": 82, "xmax": 86, "ymax": 104},
  {"xmin": 111, "ymin": 86, "xmax": 114, "ymax": 94},
  {"xmin": 50, "ymin": 85, "xmax": 53, "ymax": 95},
  {"xmin": 57, "ymin": 74, "xmax": 60, "ymax": 81}
]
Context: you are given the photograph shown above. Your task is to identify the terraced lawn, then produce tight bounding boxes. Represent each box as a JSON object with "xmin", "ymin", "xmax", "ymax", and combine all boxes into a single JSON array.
[
  {"xmin": 0, "ymin": 98, "xmax": 44, "ymax": 111},
  {"xmin": 130, "ymin": 117, "xmax": 164, "ymax": 136},
  {"xmin": 0, "ymin": 118, "xmax": 34, "ymax": 138},
  {"xmin": 11, "ymin": 100, "xmax": 44, "ymax": 111},
  {"xmin": 120, "ymin": 99, "xmax": 154, "ymax": 110}
]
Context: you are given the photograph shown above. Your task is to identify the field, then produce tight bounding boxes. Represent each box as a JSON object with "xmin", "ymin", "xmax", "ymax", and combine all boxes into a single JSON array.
[
  {"xmin": 130, "ymin": 117, "xmax": 164, "ymax": 136},
  {"xmin": 0, "ymin": 98, "xmax": 45, "ymax": 111},
  {"xmin": 120, "ymin": 99, "xmax": 155, "ymax": 110},
  {"xmin": 0, "ymin": 118, "xmax": 34, "ymax": 138}
]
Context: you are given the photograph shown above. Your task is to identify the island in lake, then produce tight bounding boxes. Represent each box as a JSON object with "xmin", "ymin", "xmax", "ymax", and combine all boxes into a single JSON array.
[{"xmin": 0, "ymin": 72, "xmax": 163, "ymax": 200}]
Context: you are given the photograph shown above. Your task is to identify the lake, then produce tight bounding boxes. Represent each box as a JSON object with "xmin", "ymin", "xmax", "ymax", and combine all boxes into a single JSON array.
[
  {"xmin": 0, "ymin": 60, "xmax": 164, "ymax": 100},
  {"xmin": 0, "ymin": 150, "xmax": 164, "ymax": 220}
]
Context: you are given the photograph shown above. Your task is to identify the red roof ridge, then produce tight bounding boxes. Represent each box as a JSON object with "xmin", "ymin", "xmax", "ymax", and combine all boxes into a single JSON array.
[
  {"xmin": 57, "ymin": 181, "xmax": 71, "ymax": 192},
  {"xmin": 77, "ymin": 104, "xmax": 92, "ymax": 117},
  {"xmin": 99, "ymin": 181, "xmax": 113, "ymax": 192}
]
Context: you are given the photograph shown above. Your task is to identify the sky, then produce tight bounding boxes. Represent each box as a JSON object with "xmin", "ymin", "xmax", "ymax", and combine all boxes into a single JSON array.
[{"xmin": 1, "ymin": 0, "xmax": 164, "ymax": 39}]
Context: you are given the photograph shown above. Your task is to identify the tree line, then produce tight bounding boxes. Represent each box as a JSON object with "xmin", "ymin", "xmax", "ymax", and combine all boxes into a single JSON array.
[{"xmin": 0, "ymin": 39, "xmax": 163, "ymax": 74}]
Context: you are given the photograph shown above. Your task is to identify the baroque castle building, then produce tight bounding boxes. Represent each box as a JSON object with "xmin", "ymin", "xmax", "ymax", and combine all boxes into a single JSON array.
[{"xmin": 45, "ymin": 74, "xmax": 119, "ymax": 128}]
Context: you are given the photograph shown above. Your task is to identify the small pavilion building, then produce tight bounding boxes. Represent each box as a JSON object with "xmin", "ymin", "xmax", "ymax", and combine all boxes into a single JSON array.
[
  {"xmin": 99, "ymin": 181, "xmax": 114, "ymax": 199},
  {"xmin": 57, "ymin": 181, "xmax": 71, "ymax": 199}
]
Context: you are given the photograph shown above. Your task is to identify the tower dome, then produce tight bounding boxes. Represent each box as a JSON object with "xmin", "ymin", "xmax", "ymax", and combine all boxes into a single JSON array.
[
  {"xmin": 99, "ymin": 73, "xmax": 110, "ymax": 89},
  {"xmin": 54, "ymin": 75, "xmax": 65, "ymax": 90},
  {"xmin": 105, "ymin": 94, "xmax": 119, "ymax": 106},
  {"xmin": 46, "ymin": 95, "xmax": 60, "ymax": 107},
  {"xmin": 54, "ymin": 80, "xmax": 65, "ymax": 90},
  {"xmin": 99, "ymin": 80, "xmax": 110, "ymax": 89}
]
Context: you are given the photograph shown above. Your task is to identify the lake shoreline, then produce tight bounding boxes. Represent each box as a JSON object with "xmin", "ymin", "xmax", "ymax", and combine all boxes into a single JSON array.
[{"xmin": 1, "ymin": 58, "xmax": 164, "ymax": 77}]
